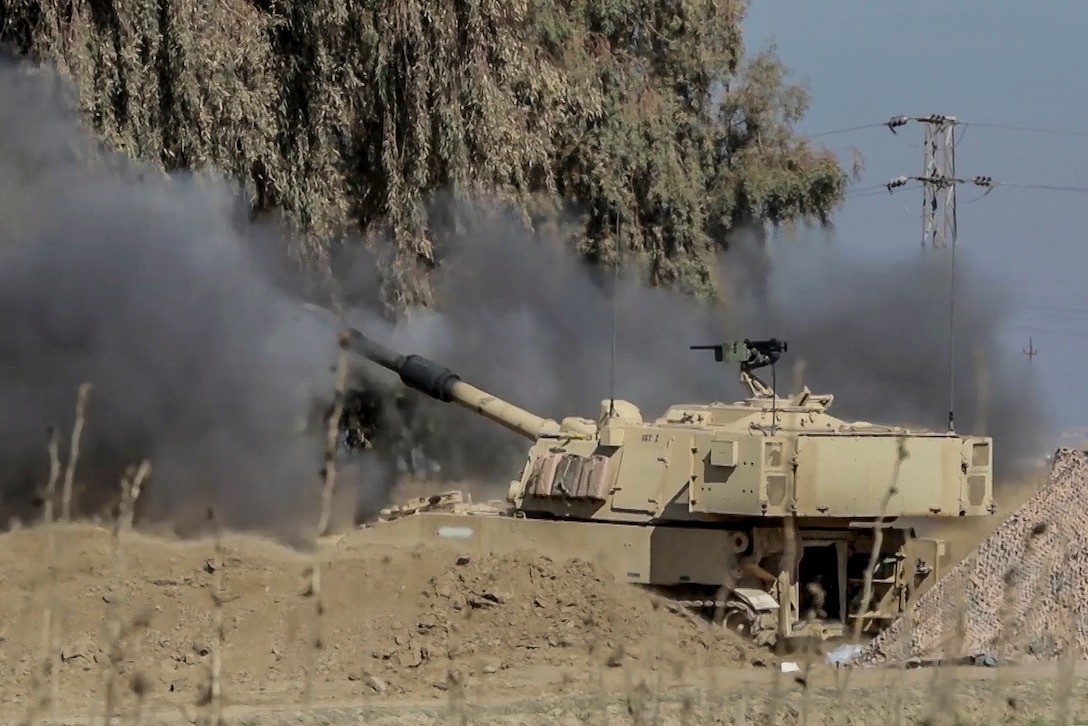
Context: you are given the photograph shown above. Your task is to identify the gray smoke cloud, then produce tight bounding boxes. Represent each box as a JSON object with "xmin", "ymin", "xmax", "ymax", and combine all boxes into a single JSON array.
[
  {"xmin": 0, "ymin": 54, "xmax": 1048, "ymax": 540},
  {"xmin": 338, "ymin": 200, "xmax": 743, "ymax": 492},
  {"xmin": 725, "ymin": 233, "xmax": 1056, "ymax": 480},
  {"xmin": 0, "ymin": 59, "xmax": 348, "ymax": 542},
  {"xmin": 343, "ymin": 200, "xmax": 1053, "ymax": 494}
]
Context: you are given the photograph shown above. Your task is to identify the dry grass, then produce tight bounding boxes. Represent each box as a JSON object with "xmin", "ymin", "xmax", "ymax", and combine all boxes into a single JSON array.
[
  {"xmin": 60, "ymin": 382, "xmax": 91, "ymax": 522},
  {"xmin": 18, "ymin": 427, "xmax": 62, "ymax": 726},
  {"xmin": 99, "ymin": 459, "xmax": 150, "ymax": 725},
  {"xmin": 204, "ymin": 506, "xmax": 226, "ymax": 726}
]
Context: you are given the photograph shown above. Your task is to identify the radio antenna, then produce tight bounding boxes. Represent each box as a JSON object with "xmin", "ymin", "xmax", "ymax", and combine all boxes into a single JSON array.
[
  {"xmin": 608, "ymin": 211, "xmax": 620, "ymax": 418},
  {"xmin": 946, "ymin": 123, "xmax": 959, "ymax": 433},
  {"xmin": 947, "ymin": 221, "xmax": 958, "ymax": 433}
]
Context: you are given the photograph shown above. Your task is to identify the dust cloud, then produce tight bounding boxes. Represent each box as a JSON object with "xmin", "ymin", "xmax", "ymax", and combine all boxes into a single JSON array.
[{"xmin": 0, "ymin": 58, "xmax": 347, "ymax": 542}]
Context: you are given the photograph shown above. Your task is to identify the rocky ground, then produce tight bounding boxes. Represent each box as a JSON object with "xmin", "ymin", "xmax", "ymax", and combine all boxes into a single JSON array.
[
  {"xmin": 861, "ymin": 448, "xmax": 1088, "ymax": 666},
  {"xmin": 0, "ymin": 465, "xmax": 1086, "ymax": 725}
]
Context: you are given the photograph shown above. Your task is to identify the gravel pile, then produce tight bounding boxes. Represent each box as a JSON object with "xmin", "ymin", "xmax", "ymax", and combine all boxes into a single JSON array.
[{"xmin": 857, "ymin": 448, "xmax": 1088, "ymax": 665}]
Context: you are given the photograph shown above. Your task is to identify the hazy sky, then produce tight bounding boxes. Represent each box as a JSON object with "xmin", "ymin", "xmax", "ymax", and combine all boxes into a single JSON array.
[{"xmin": 743, "ymin": 0, "xmax": 1088, "ymax": 437}]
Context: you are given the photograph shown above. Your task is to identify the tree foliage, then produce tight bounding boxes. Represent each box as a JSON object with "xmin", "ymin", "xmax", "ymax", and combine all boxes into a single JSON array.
[{"xmin": 0, "ymin": 0, "xmax": 847, "ymax": 305}]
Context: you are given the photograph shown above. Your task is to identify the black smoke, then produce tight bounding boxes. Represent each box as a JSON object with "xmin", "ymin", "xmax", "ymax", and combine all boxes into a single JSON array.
[
  {"xmin": 0, "ymin": 55, "xmax": 1048, "ymax": 541},
  {"xmin": 341, "ymin": 201, "xmax": 1053, "ymax": 493},
  {"xmin": 725, "ymin": 232, "xmax": 1055, "ymax": 480},
  {"xmin": 0, "ymin": 58, "xmax": 348, "ymax": 542}
]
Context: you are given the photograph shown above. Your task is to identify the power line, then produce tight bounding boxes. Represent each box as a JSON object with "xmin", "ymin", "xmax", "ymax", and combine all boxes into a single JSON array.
[
  {"xmin": 829, "ymin": 114, "xmax": 1088, "ymax": 207},
  {"xmin": 988, "ymin": 181, "xmax": 1088, "ymax": 193},
  {"xmin": 806, "ymin": 123, "xmax": 889, "ymax": 139},
  {"xmin": 809, "ymin": 116, "xmax": 1088, "ymax": 141},
  {"xmin": 872, "ymin": 115, "xmax": 963, "ymax": 249},
  {"xmin": 876, "ymin": 115, "xmax": 1088, "ymax": 244},
  {"xmin": 959, "ymin": 122, "xmax": 1088, "ymax": 138},
  {"xmin": 846, "ymin": 181, "xmax": 920, "ymax": 200},
  {"xmin": 883, "ymin": 175, "xmax": 1088, "ymax": 196},
  {"xmin": 846, "ymin": 176, "xmax": 1088, "ymax": 206}
]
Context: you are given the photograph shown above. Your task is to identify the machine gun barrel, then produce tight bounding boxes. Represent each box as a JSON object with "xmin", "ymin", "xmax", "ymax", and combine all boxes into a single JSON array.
[{"xmin": 304, "ymin": 304, "xmax": 558, "ymax": 441}]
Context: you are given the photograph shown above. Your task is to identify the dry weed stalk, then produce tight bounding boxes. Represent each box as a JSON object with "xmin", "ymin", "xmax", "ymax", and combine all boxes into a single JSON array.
[
  {"xmin": 585, "ymin": 629, "xmax": 609, "ymax": 723},
  {"xmin": 202, "ymin": 506, "xmax": 226, "ymax": 726},
  {"xmin": 921, "ymin": 574, "xmax": 969, "ymax": 726},
  {"xmin": 766, "ymin": 507, "xmax": 798, "ymax": 724},
  {"xmin": 765, "ymin": 655, "xmax": 786, "ymax": 725},
  {"xmin": 984, "ymin": 526, "xmax": 1044, "ymax": 726},
  {"xmin": 1053, "ymin": 630, "xmax": 1077, "ymax": 726},
  {"xmin": 61, "ymin": 382, "xmax": 92, "ymax": 521},
  {"xmin": 301, "ymin": 327, "xmax": 349, "ymax": 704},
  {"xmin": 833, "ymin": 436, "xmax": 907, "ymax": 712},
  {"xmin": 43, "ymin": 426, "xmax": 63, "ymax": 718},
  {"xmin": 646, "ymin": 598, "xmax": 666, "ymax": 724},
  {"xmin": 796, "ymin": 585, "xmax": 824, "ymax": 726},
  {"xmin": 888, "ymin": 566, "xmax": 919, "ymax": 726},
  {"xmin": 444, "ymin": 667, "xmax": 469, "ymax": 726},
  {"xmin": 19, "ymin": 427, "xmax": 64, "ymax": 726},
  {"xmin": 850, "ymin": 436, "xmax": 908, "ymax": 644},
  {"xmin": 790, "ymin": 359, "xmax": 806, "ymax": 395},
  {"xmin": 100, "ymin": 460, "xmax": 151, "ymax": 726}
]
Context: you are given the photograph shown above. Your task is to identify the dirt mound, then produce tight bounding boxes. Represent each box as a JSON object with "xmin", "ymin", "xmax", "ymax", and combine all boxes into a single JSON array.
[
  {"xmin": 858, "ymin": 448, "xmax": 1088, "ymax": 665},
  {"xmin": 0, "ymin": 522, "xmax": 748, "ymax": 715},
  {"xmin": 397, "ymin": 550, "xmax": 748, "ymax": 668}
]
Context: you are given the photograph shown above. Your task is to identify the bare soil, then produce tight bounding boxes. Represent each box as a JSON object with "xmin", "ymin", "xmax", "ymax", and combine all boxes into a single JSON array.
[{"xmin": 0, "ymin": 513, "xmax": 1085, "ymax": 725}]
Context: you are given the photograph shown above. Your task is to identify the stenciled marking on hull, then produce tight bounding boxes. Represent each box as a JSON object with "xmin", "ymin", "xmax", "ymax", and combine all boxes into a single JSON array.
[{"xmin": 437, "ymin": 526, "xmax": 474, "ymax": 539}]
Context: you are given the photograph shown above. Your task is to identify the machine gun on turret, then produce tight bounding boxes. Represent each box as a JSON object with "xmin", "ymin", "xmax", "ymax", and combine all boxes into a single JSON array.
[{"xmin": 690, "ymin": 338, "xmax": 788, "ymax": 398}]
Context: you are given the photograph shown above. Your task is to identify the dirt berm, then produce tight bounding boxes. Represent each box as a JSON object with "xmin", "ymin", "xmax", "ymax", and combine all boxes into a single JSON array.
[
  {"xmin": 858, "ymin": 447, "xmax": 1088, "ymax": 665},
  {"xmin": 0, "ymin": 522, "xmax": 754, "ymax": 716}
]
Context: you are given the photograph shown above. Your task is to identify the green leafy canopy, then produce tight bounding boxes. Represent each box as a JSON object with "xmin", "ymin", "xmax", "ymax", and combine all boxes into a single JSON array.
[{"xmin": 1, "ymin": 0, "xmax": 848, "ymax": 305}]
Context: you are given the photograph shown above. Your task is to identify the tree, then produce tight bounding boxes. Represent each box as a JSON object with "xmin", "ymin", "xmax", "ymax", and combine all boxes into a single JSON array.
[{"xmin": 0, "ymin": 0, "xmax": 847, "ymax": 304}]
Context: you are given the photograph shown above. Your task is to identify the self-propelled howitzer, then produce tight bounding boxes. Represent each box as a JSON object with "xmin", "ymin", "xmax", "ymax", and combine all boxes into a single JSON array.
[{"xmin": 325, "ymin": 309, "xmax": 996, "ymax": 647}]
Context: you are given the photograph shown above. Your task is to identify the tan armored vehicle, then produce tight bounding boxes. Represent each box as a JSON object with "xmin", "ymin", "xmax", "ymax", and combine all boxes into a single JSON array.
[{"xmin": 327, "ymin": 310, "xmax": 995, "ymax": 647}]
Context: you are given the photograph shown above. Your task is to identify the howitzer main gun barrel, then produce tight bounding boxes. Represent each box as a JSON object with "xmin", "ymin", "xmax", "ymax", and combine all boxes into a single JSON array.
[{"xmin": 304, "ymin": 304, "xmax": 558, "ymax": 440}]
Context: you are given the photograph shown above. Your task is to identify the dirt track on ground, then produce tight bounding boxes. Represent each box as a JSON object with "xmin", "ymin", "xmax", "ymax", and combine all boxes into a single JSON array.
[{"xmin": 0, "ymin": 511, "xmax": 1085, "ymax": 725}]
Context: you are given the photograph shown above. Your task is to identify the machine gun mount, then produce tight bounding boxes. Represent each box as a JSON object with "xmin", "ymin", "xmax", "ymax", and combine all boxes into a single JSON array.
[{"xmin": 690, "ymin": 338, "xmax": 789, "ymax": 398}]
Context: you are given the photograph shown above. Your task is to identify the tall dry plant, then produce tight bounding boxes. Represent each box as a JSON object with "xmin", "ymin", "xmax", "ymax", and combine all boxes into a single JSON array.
[
  {"xmin": 301, "ymin": 325, "xmax": 349, "ymax": 704},
  {"xmin": 20, "ymin": 381, "xmax": 95, "ymax": 725},
  {"xmin": 99, "ymin": 459, "xmax": 151, "ymax": 726},
  {"xmin": 198, "ymin": 506, "xmax": 227, "ymax": 726},
  {"xmin": 61, "ymin": 382, "xmax": 92, "ymax": 521},
  {"xmin": 850, "ymin": 436, "xmax": 909, "ymax": 644},
  {"xmin": 18, "ymin": 427, "xmax": 63, "ymax": 726}
]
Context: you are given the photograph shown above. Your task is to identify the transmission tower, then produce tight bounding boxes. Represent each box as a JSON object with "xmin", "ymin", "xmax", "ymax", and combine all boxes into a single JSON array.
[
  {"xmin": 920, "ymin": 115, "xmax": 957, "ymax": 249},
  {"xmin": 1023, "ymin": 337, "xmax": 1038, "ymax": 364},
  {"xmin": 882, "ymin": 114, "xmax": 993, "ymax": 434},
  {"xmin": 883, "ymin": 115, "xmax": 993, "ymax": 249}
]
